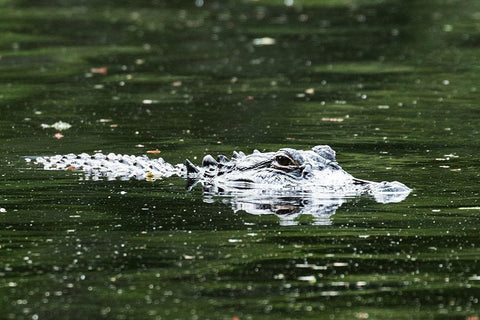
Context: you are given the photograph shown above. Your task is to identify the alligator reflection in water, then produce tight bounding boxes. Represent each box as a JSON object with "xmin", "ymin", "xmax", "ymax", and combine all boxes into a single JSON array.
[
  {"xmin": 202, "ymin": 185, "xmax": 410, "ymax": 226},
  {"xmin": 30, "ymin": 145, "xmax": 411, "ymax": 225}
]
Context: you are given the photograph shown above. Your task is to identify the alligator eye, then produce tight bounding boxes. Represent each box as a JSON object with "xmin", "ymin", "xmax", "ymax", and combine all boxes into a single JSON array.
[{"xmin": 275, "ymin": 155, "xmax": 295, "ymax": 167}]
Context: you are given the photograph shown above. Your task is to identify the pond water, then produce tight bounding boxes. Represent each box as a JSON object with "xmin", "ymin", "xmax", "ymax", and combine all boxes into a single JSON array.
[{"xmin": 1, "ymin": 0, "xmax": 480, "ymax": 319}]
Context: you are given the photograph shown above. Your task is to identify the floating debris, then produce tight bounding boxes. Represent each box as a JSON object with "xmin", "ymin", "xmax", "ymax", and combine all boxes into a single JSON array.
[
  {"xmin": 41, "ymin": 121, "xmax": 72, "ymax": 131},
  {"xmin": 0, "ymin": 208, "xmax": 6, "ymax": 213},
  {"xmin": 444, "ymin": 153, "xmax": 459, "ymax": 158},
  {"xmin": 54, "ymin": 133, "xmax": 64, "ymax": 139},
  {"xmin": 171, "ymin": 81, "xmax": 182, "ymax": 87},
  {"xmin": 295, "ymin": 263, "xmax": 327, "ymax": 270},
  {"xmin": 90, "ymin": 66, "xmax": 107, "ymax": 75},
  {"xmin": 332, "ymin": 262, "xmax": 348, "ymax": 267},
  {"xmin": 305, "ymin": 88, "xmax": 315, "ymax": 95},
  {"xmin": 298, "ymin": 275, "xmax": 316, "ymax": 283},
  {"xmin": 252, "ymin": 37, "xmax": 276, "ymax": 46},
  {"xmin": 321, "ymin": 291, "xmax": 340, "ymax": 296},
  {"xmin": 356, "ymin": 312, "xmax": 369, "ymax": 319},
  {"xmin": 146, "ymin": 149, "xmax": 161, "ymax": 154},
  {"xmin": 142, "ymin": 99, "xmax": 158, "ymax": 104},
  {"xmin": 321, "ymin": 117, "xmax": 344, "ymax": 122}
]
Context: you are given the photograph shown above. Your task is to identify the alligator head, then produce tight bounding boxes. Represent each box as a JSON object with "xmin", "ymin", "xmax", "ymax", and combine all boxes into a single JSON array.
[
  {"xmin": 186, "ymin": 145, "xmax": 345, "ymax": 185},
  {"xmin": 184, "ymin": 145, "xmax": 411, "ymax": 201}
]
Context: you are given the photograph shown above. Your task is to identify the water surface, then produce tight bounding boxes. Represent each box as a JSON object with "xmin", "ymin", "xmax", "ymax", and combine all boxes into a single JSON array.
[{"xmin": 1, "ymin": 0, "xmax": 480, "ymax": 319}]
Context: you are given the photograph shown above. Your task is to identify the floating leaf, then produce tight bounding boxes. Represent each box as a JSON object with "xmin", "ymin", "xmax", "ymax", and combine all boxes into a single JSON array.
[{"xmin": 90, "ymin": 66, "xmax": 107, "ymax": 75}]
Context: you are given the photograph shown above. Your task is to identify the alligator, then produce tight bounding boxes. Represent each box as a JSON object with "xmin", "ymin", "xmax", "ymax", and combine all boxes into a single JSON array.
[{"xmin": 30, "ymin": 145, "xmax": 411, "ymax": 223}]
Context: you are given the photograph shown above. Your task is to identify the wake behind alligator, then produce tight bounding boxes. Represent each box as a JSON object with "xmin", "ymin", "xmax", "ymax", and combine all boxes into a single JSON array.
[{"xmin": 29, "ymin": 145, "xmax": 411, "ymax": 225}]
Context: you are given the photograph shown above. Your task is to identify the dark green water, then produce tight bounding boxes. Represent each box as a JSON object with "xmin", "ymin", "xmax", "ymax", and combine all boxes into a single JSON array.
[{"xmin": 1, "ymin": 0, "xmax": 480, "ymax": 319}]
